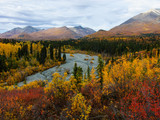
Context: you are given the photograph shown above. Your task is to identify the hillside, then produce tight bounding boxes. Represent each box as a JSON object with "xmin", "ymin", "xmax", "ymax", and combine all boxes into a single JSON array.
[
  {"xmin": 70, "ymin": 26, "xmax": 96, "ymax": 36},
  {"xmin": 87, "ymin": 30, "xmax": 114, "ymax": 38},
  {"xmin": 0, "ymin": 26, "xmax": 96, "ymax": 40},
  {"xmin": 0, "ymin": 26, "xmax": 40, "ymax": 38},
  {"xmin": 111, "ymin": 9, "xmax": 160, "ymax": 35},
  {"xmin": 88, "ymin": 9, "xmax": 160, "ymax": 37},
  {"xmin": 29, "ymin": 26, "xmax": 82, "ymax": 40}
]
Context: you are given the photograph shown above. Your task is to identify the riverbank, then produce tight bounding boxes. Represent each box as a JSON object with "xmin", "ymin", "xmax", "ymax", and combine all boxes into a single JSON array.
[
  {"xmin": 0, "ymin": 60, "xmax": 64, "ymax": 87},
  {"xmin": 17, "ymin": 53, "xmax": 98, "ymax": 87}
]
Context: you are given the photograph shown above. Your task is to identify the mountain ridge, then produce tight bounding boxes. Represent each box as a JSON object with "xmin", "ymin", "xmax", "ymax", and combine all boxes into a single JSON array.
[
  {"xmin": 88, "ymin": 8, "xmax": 160, "ymax": 38},
  {"xmin": 0, "ymin": 26, "xmax": 96, "ymax": 40},
  {"xmin": 0, "ymin": 26, "xmax": 41, "ymax": 38},
  {"xmin": 110, "ymin": 8, "xmax": 160, "ymax": 35},
  {"xmin": 2, "ymin": 9, "xmax": 160, "ymax": 39}
]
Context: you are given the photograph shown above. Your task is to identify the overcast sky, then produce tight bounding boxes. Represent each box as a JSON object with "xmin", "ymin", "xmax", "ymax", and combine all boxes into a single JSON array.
[{"xmin": 0, "ymin": 0, "xmax": 160, "ymax": 33}]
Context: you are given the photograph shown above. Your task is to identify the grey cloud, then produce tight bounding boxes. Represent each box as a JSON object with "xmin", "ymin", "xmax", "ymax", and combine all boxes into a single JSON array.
[
  {"xmin": 0, "ymin": 0, "xmax": 160, "ymax": 33},
  {"xmin": 0, "ymin": 14, "xmax": 52, "ymax": 25},
  {"xmin": 0, "ymin": 15, "xmax": 20, "ymax": 20},
  {"xmin": 18, "ymin": 10, "xmax": 36, "ymax": 17},
  {"xmin": 75, "ymin": 5, "xmax": 91, "ymax": 10}
]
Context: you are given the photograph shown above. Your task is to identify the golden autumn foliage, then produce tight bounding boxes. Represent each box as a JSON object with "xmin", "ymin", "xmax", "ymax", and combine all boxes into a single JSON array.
[
  {"xmin": 0, "ymin": 42, "xmax": 21, "ymax": 57},
  {"xmin": 0, "ymin": 43, "xmax": 159, "ymax": 119},
  {"xmin": 0, "ymin": 40, "xmax": 64, "ymax": 86},
  {"xmin": 63, "ymin": 93, "xmax": 91, "ymax": 120},
  {"xmin": 70, "ymin": 54, "xmax": 74, "ymax": 57},
  {"xmin": 103, "ymin": 55, "xmax": 160, "ymax": 97}
]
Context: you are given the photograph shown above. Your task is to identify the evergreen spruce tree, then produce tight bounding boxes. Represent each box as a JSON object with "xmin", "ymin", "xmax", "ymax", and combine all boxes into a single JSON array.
[
  {"xmin": 40, "ymin": 47, "xmax": 47, "ymax": 64},
  {"xmin": 150, "ymin": 50, "xmax": 153, "ymax": 58},
  {"xmin": 30, "ymin": 43, "xmax": 33, "ymax": 54},
  {"xmin": 36, "ymin": 51, "xmax": 40, "ymax": 62},
  {"xmin": 50, "ymin": 45, "xmax": 54, "ymax": 60},
  {"xmin": 22, "ymin": 44, "xmax": 29, "ymax": 57},
  {"xmin": 87, "ymin": 66, "xmax": 91, "ymax": 81},
  {"xmin": 9, "ymin": 52, "xmax": 12, "ymax": 58},
  {"xmin": 72, "ymin": 62, "xmax": 83, "ymax": 88},
  {"xmin": 73, "ymin": 63, "xmax": 77, "ymax": 79},
  {"xmin": 96, "ymin": 56, "xmax": 104, "ymax": 90},
  {"xmin": 0, "ymin": 55, "xmax": 7, "ymax": 72},
  {"xmin": 58, "ymin": 46, "xmax": 61, "ymax": 61},
  {"xmin": 18, "ymin": 48, "xmax": 21, "ymax": 58},
  {"xmin": 63, "ymin": 53, "xmax": 66, "ymax": 61},
  {"xmin": 77, "ymin": 66, "xmax": 83, "ymax": 83},
  {"xmin": 63, "ymin": 46, "xmax": 65, "ymax": 52},
  {"xmin": 111, "ymin": 56, "xmax": 114, "ymax": 64},
  {"xmin": 55, "ymin": 49, "xmax": 58, "ymax": 60}
]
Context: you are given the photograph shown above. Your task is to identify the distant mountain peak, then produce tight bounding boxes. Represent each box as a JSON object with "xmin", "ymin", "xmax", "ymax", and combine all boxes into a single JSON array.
[
  {"xmin": 0, "ymin": 25, "xmax": 95, "ymax": 40},
  {"xmin": 0, "ymin": 26, "xmax": 41, "ymax": 38},
  {"xmin": 22, "ymin": 26, "xmax": 40, "ymax": 33},
  {"xmin": 145, "ymin": 9, "xmax": 160, "ymax": 15},
  {"xmin": 24, "ymin": 26, "xmax": 34, "ymax": 29},
  {"xmin": 89, "ymin": 8, "xmax": 160, "ymax": 37},
  {"xmin": 70, "ymin": 26, "xmax": 96, "ymax": 36},
  {"xmin": 109, "ymin": 8, "xmax": 160, "ymax": 35},
  {"xmin": 120, "ymin": 8, "xmax": 160, "ymax": 25},
  {"xmin": 13, "ymin": 27, "xmax": 22, "ymax": 30},
  {"xmin": 74, "ymin": 25, "xmax": 83, "ymax": 29}
]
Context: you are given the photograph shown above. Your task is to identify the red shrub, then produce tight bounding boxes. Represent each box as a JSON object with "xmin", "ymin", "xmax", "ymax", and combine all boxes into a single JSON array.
[
  {"xmin": 120, "ymin": 81, "xmax": 160, "ymax": 119},
  {"xmin": 0, "ymin": 88, "xmax": 44, "ymax": 119}
]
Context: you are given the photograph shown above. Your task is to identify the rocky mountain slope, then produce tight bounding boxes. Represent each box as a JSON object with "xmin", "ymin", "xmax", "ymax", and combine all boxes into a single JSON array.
[
  {"xmin": 110, "ymin": 9, "xmax": 160, "ymax": 35},
  {"xmin": 29, "ymin": 26, "xmax": 81, "ymax": 40},
  {"xmin": 88, "ymin": 9, "xmax": 160, "ymax": 37},
  {"xmin": 0, "ymin": 26, "xmax": 40, "ymax": 38},
  {"xmin": 70, "ymin": 26, "xmax": 96, "ymax": 36}
]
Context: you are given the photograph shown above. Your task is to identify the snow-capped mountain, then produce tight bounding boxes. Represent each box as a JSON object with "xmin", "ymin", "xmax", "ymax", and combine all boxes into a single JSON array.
[
  {"xmin": 88, "ymin": 9, "xmax": 160, "ymax": 38},
  {"xmin": 122, "ymin": 9, "xmax": 160, "ymax": 25},
  {"xmin": 109, "ymin": 8, "xmax": 160, "ymax": 35}
]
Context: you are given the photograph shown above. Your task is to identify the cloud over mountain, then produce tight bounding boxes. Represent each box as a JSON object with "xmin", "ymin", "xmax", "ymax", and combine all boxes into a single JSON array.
[
  {"xmin": 1, "ymin": 0, "xmax": 160, "ymax": 33},
  {"xmin": 88, "ymin": 9, "xmax": 160, "ymax": 37}
]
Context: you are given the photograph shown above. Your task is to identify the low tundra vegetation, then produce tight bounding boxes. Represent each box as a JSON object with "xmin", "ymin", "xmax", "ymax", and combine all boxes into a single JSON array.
[{"xmin": 0, "ymin": 50, "xmax": 159, "ymax": 119}]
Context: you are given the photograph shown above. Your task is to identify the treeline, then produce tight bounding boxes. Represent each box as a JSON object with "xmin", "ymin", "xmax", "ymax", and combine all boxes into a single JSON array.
[
  {"xmin": 65, "ymin": 38, "xmax": 160, "ymax": 56},
  {"xmin": 1, "ymin": 35, "xmax": 160, "ymax": 57},
  {"xmin": 0, "ymin": 42, "xmax": 66, "ymax": 72},
  {"xmin": 35, "ymin": 36, "xmax": 160, "ymax": 56}
]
